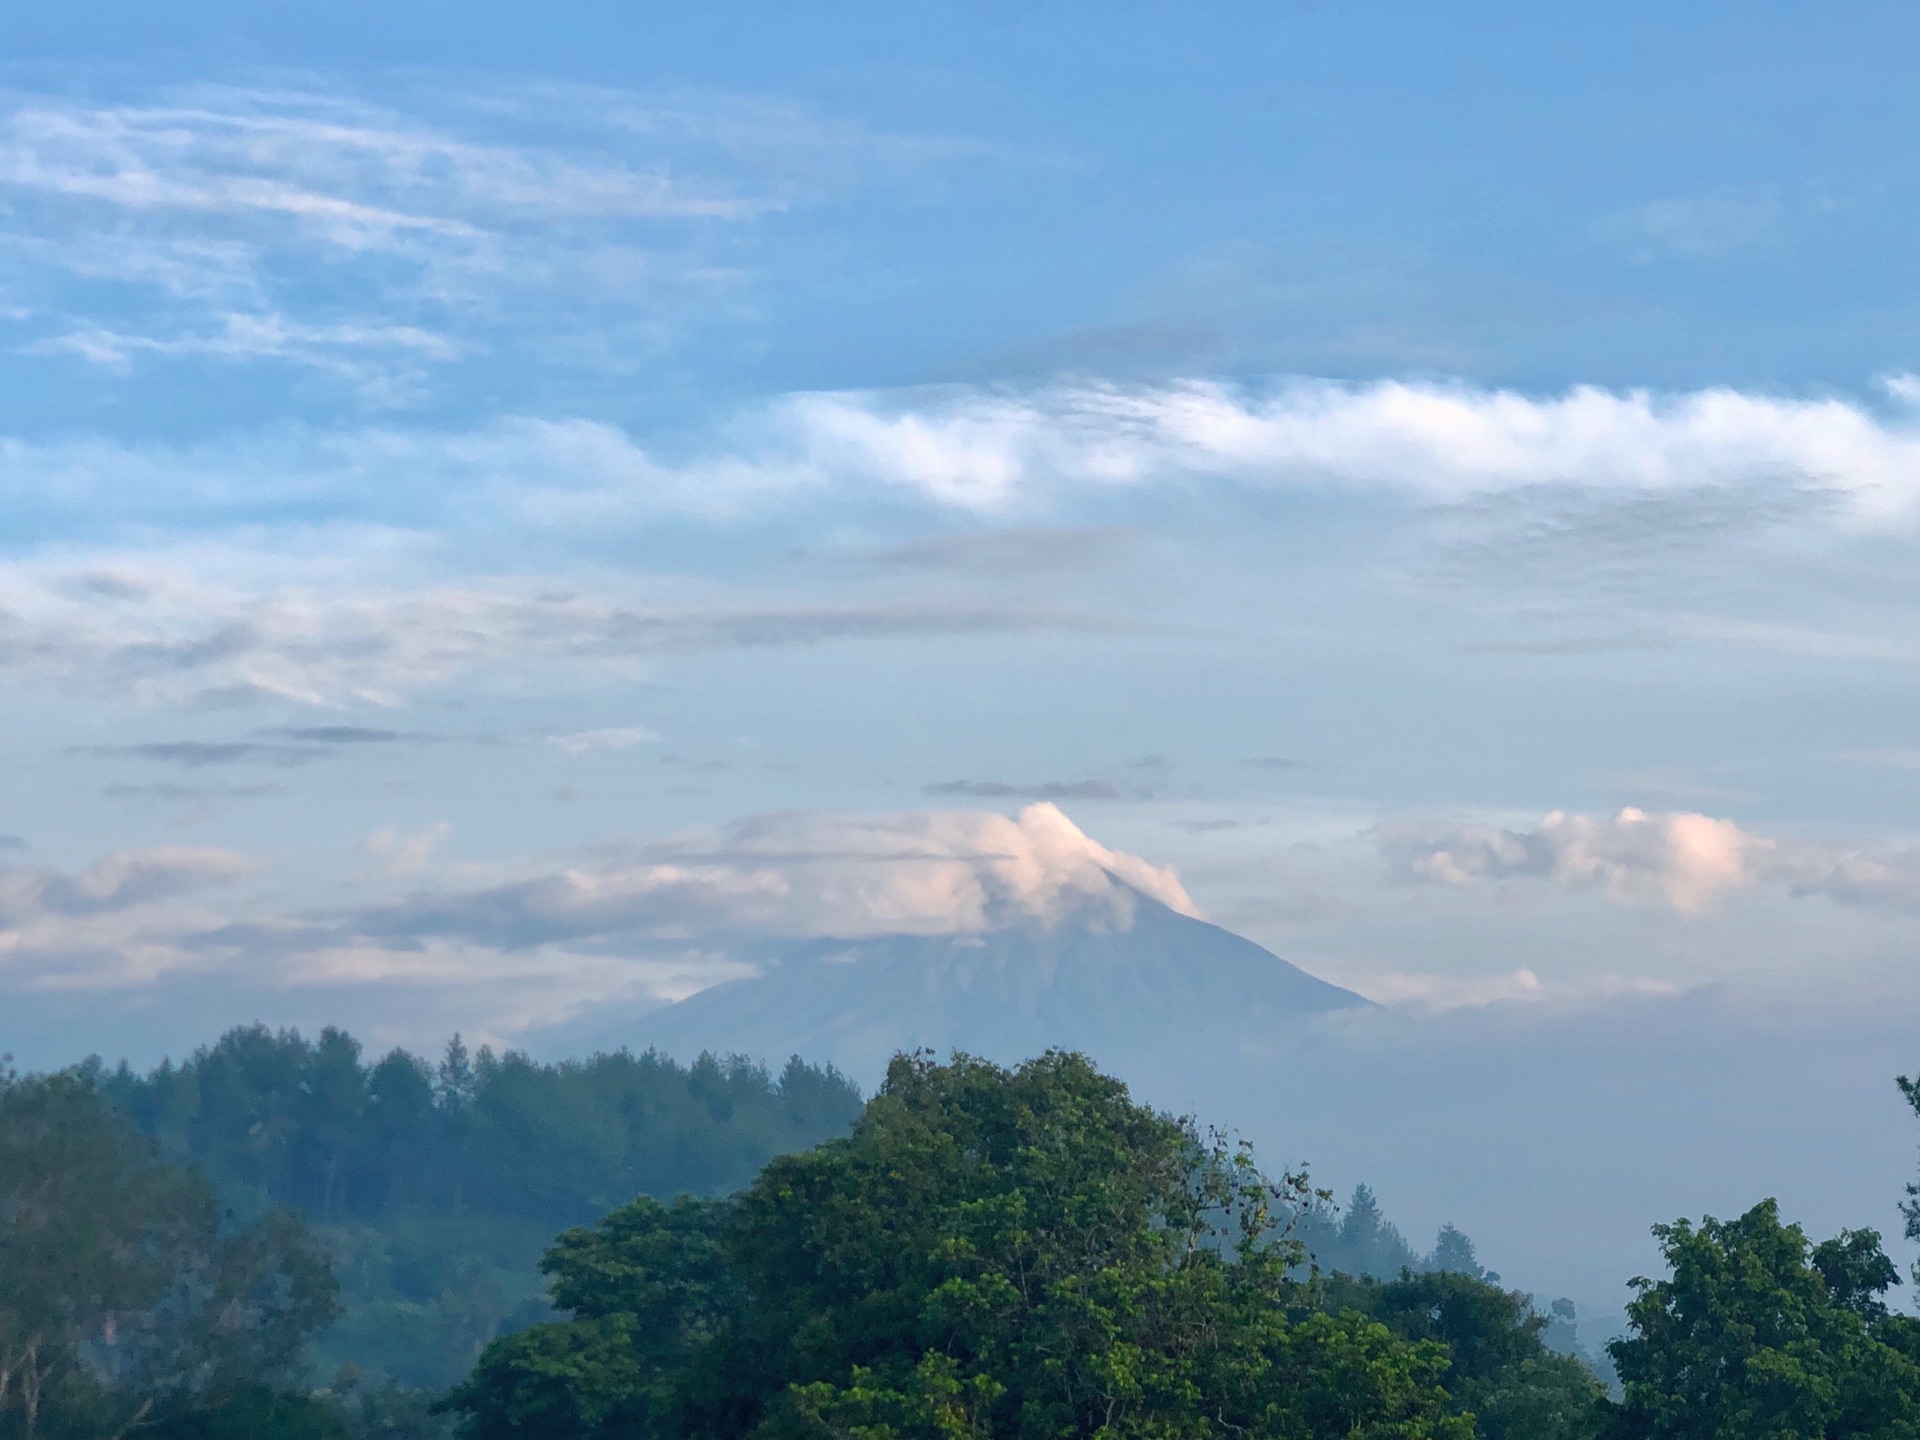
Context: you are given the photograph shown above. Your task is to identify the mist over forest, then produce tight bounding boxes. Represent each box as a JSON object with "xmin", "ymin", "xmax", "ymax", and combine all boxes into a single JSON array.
[
  {"xmin": 7, "ymin": 1024, "xmax": 1920, "ymax": 1438},
  {"xmin": 4, "ymin": 0, "xmax": 1916, "ymax": 1436}
]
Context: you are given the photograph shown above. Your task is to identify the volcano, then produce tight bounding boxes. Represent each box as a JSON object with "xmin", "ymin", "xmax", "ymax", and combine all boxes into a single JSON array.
[{"xmin": 612, "ymin": 890, "xmax": 1369, "ymax": 1084}]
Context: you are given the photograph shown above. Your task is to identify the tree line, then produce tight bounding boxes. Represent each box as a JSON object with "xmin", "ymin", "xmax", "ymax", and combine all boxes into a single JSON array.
[
  {"xmin": 83, "ymin": 1027, "xmax": 868, "ymax": 1402},
  {"xmin": 97, "ymin": 1026, "xmax": 866, "ymax": 1233},
  {"xmin": 7, "ymin": 1039, "xmax": 1920, "ymax": 1437}
]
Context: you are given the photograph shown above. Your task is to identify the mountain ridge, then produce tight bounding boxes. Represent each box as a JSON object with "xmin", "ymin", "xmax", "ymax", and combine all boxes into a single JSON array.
[{"xmin": 580, "ymin": 889, "xmax": 1369, "ymax": 1085}]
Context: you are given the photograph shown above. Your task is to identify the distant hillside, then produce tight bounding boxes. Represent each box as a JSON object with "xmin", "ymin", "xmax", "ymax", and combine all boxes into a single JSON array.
[
  {"xmin": 98, "ymin": 1028, "xmax": 863, "ymax": 1391},
  {"xmin": 603, "ymin": 888, "xmax": 1369, "ymax": 1083}
]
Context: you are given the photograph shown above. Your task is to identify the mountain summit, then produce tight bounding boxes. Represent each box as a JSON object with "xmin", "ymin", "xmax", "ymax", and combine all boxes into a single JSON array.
[{"xmin": 618, "ymin": 888, "xmax": 1368, "ymax": 1084}]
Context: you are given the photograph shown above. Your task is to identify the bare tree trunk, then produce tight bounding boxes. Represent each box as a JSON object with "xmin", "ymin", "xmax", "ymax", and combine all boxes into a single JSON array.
[
  {"xmin": 19, "ymin": 1336, "xmax": 45, "ymax": 1440},
  {"xmin": 105, "ymin": 1395, "xmax": 153, "ymax": 1440}
]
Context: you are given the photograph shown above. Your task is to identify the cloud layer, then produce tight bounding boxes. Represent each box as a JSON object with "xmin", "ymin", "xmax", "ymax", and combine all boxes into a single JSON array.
[
  {"xmin": 709, "ymin": 376, "xmax": 1920, "ymax": 518},
  {"xmin": 0, "ymin": 559, "xmax": 1098, "ymax": 706},
  {"xmin": 1392, "ymin": 807, "xmax": 1920, "ymax": 916},
  {"xmin": 349, "ymin": 803, "xmax": 1196, "ymax": 951},
  {"xmin": 0, "ymin": 806, "xmax": 1195, "ymax": 1024},
  {"xmin": 0, "ymin": 846, "xmax": 254, "ymax": 988}
]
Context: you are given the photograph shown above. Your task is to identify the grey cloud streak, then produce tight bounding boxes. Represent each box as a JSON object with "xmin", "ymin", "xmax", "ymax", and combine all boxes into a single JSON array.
[
  {"xmin": 925, "ymin": 779, "xmax": 1127, "ymax": 801},
  {"xmin": 5, "ymin": 569, "xmax": 1128, "ymax": 707}
]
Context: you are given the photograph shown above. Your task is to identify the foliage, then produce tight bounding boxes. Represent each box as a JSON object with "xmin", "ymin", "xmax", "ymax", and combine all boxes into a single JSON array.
[
  {"xmin": 1292, "ymin": 1185, "xmax": 1504, "ymax": 1287},
  {"xmin": 97, "ymin": 1028, "xmax": 865, "ymax": 1392},
  {"xmin": 1897, "ymin": 1070, "xmax": 1920, "ymax": 1285},
  {"xmin": 1606, "ymin": 1199, "xmax": 1920, "ymax": 1439},
  {"xmin": 1294, "ymin": 1185, "xmax": 1421, "ymax": 1280},
  {"xmin": 1320, "ymin": 1271, "xmax": 1605, "ymax": 1440},
  {"xmin": 101, "ymin": 1028, "xmax": 863, "ymax": 1232},
  {"xmin": 444, "ymin": 1050, "xmax": 1478, "ymax": 1440},
  {"xmin": 0, "ymin": 1067, "xmax": 338, "ymax": 1440}
]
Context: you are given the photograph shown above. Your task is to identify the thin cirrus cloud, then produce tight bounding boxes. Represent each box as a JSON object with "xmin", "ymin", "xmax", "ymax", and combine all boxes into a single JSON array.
[
  {"xmin": 1386, "ymin": 807, "xmax": 1920, "ymax": 916},
  {"xmin": 0, "ymin": 82, "xmax": 970, "ymax": 393},
  {"xmin": 924, "ymin": 779, "xmax": 1126, "ymax": 801}
]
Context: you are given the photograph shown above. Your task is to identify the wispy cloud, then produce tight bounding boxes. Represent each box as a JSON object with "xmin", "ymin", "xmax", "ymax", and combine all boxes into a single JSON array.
[
  {"xmin": 548, "ymin": 725, "xmax": 661, "ymax": 755},
  {"xmin": 1619, "ymin": 186, "xmax": 1784, "ymax": 260},
  {"xmin": 925, "ymin": 778, "xmax": 1127, "ymax": 801},
  {"xmin": 80, "ymin": 740, "xmax": 329, "ymax": 768},
  {"xmin": 0, "ymin": 81, "xmax": 961, "ymax": 396},
  {"xmin": 2, "ymin": 559, "xmax": 1116, "ymax": 706},
  {"xmin": 363, "ymin": 822, "xmax": 451, "ymax": 878}
]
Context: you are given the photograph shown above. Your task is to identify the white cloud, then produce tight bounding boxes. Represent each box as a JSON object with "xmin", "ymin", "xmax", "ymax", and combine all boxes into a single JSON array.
[
  {"xmin": 0, "ymin": 82, "xmax": 979, "ymax": 392},
  {"xmin": 0, "ymin": 807, "xmax": 1194, "ymax": 1036},
  {"xmin": 364, "ymin": 822, "xmax": 451, "ymax": 878},
  {"xmin": 748, "ymin": 377, "xmax": 1920, "ymax": 520},
  {"xmin": 350, "ymin": 802, "xmax": 1198, "ymax": 951},
  {"xmin": 0, "ymin": 846, "xmax": 255, "ymax": 989},
  {"xmin": 0, "ymin": 89, "xmax": 761, "ymax": 238},
  {"xmin": 1342, "ymin": 966, "xmax": 1685, "ymax": 1012},
  {"xmin": 7, "ymin": 373, "xmax": 1919, "ymax": 533},
  {"xmin": 1626, "ymin": 187, "xmax": 1783, "ymax": 259},
  {"xmin": 548, "ymin": 725, "xmax": 662, "ymax": 755},
  {"xmin": 1389, "ymin": 807, "xmax": 1753, "ymax": 913},
  {"xmin": 1390, "ymin": 806, "xmax": 1920, "ymax": 917}
]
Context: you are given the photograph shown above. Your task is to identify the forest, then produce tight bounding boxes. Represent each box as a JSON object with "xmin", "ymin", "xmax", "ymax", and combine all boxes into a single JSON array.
[{"xmin": 3, "ymin": 1035, "xmax": 1919, "ymax": 1438}]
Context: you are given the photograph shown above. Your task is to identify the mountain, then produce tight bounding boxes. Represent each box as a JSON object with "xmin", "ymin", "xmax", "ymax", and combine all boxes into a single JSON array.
[{"xmin": 603, "ymin": 889, "xmax": 1369, "ymax": 1085}]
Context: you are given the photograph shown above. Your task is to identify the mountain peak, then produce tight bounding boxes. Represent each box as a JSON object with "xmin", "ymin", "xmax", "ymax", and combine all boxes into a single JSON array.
[{"xmin": 603, "ymin": 892, "xmax": 1368, "ymax": 1085}]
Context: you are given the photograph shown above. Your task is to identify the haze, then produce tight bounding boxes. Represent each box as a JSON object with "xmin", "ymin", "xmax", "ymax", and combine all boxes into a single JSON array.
[{"xmin": 2, "ymin": 1, "xmax": 1918, "ymax": 1322}]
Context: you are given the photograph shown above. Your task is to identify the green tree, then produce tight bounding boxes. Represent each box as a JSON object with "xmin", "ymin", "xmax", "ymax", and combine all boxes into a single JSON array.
[
  {"xmin": 0, "ymin": 1067, "xmax": 340, "ymax": 1440},
  {"xmin": 446, "ymin": 1051, "xmax": 1475, "ymax": 1440},
  {"xmin": 1322, "ymin": 1270, "xmax": 1604, "ymax": 1440},
  {"xmin": 1606, "ymin": 1199, "xmax": 1920, "ymax": 1439},
  {"xmin": 99, "ymin": 1027, "xmax": 865, "ymax": 1392},
  {"xmin": 1896, "ymin": 1070, "xmax": 1920, "ymax": 1285}
]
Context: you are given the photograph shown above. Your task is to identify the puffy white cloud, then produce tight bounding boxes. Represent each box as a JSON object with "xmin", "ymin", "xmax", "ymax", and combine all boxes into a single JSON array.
[
  {"xmin": 644, "ymin": 375, "xmax": 1920, "ymax": 520},
  {"xmin": 1390, "ymin": 806, "xmax": 1920, "ymax": 917}
]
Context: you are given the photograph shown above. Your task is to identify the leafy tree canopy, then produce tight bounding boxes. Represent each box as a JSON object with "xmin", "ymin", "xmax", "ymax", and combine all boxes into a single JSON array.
[
  {"xmin": 445, "ymin": 1050, "xmax": 1483, "ymax": 1440},
  {"xmin": 0, "ymin": 1068, "xmax": 339, "ymax": 1440},
  {"xmin": 1607, "ymin": 1199, "xmax": 1920, "ymax": 1440},
  {"xmin": 1320, "ymin": 1271, "xmax": 1603, "ymax": 1440}
]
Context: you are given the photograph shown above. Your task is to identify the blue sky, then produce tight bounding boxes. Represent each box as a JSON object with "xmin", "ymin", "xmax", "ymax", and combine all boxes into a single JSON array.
[{"xmin": 2, "ymin": 0, "xmax": 1918, "ymax": 1305}]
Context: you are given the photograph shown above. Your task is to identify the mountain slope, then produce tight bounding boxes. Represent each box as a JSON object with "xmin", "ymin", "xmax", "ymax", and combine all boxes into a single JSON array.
[{"xmin": 612, "ymin": 890, "xmax": 1369, "ymax": 1084}]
